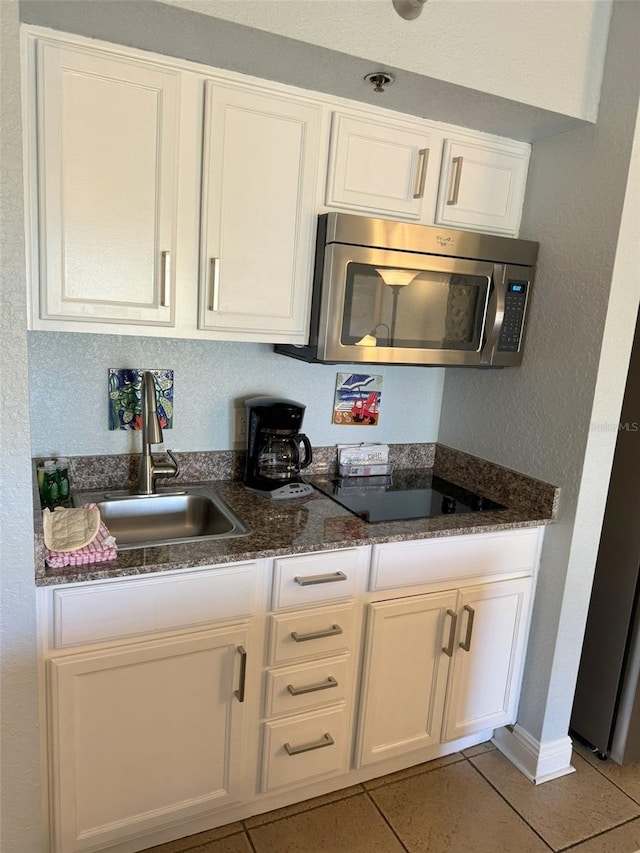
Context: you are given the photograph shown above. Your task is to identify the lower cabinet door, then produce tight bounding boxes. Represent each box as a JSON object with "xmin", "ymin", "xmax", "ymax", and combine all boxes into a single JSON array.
[
  {"xmin": 442, "ymin": 577, "xmax": 532, "ymax": 742},
  {"xmin": 356, "ymin": 590, "xmax": 457, "ymax": 767},
  {"xmin": 48, "ymin": 626, "xmax": 248, "ymax": 853}
]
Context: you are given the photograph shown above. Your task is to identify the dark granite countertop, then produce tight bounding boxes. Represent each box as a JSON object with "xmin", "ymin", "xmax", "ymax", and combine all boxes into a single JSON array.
[{"xmin": 34, "ymin": 445, "xmax": 559, "ymax": 587}]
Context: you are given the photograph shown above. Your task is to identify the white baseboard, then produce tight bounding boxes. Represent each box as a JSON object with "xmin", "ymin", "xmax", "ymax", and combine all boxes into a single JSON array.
[{"xmin": 492, "ymin": 725, "xmax": 575, "ymax": 784}]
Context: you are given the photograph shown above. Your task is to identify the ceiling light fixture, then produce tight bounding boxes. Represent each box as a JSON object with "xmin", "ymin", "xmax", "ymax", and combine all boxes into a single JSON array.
[
  {"xmin": 393, "ymin": 0, "xmax": 428, "ymax": 21},
  {"xmin": 364, "ymin": 71, "xmax": 395, "ymax": 94}
]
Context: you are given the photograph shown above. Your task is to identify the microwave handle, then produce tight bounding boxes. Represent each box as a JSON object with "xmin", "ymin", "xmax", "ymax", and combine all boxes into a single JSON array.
[{"xmin": 480, "ymin": 265, "xmax": 506, "ymax": 365}]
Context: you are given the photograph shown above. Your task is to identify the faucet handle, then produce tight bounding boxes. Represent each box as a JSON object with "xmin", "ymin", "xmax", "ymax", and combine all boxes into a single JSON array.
[
  {"xmin": 153, "ymin": 449, "xmax": 180, "ymax": 484},
  {"xmin": 166, "ymin": 449, "xmax": 180, "ymax": 478}
]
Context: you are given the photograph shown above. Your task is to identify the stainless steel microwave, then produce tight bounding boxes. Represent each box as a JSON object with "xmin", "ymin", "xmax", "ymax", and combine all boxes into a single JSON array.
[{"xmin": 275, "ymin": 213, "xmax": 538, "ymax": 368}]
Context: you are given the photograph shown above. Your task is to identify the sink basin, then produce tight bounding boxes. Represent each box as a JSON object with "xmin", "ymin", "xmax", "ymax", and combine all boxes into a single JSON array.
[{"xmin": 72, "ymin": 485, "xmax": 250, "ymax": 549}]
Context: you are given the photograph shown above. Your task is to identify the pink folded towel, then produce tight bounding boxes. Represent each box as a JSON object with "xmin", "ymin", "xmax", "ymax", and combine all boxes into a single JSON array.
[{"xmin": 45, "ymin": 504, "xmax": 118, "ymax": 568}]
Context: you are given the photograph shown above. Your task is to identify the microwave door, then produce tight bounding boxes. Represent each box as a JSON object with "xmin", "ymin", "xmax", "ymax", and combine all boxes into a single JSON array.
[
  {"xmin": 480, "ymin": 264, "xmax": 506, "ymax": 365},
  {"xmin": 482, "ymin": 263, "xmax": 532, "ymax": 366},
  {"xmin": 318, "ymin": 245, "xmax": 494, "ymax": 366}
]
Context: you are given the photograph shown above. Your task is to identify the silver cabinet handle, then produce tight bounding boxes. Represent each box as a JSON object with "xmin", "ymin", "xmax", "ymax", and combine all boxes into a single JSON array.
[
  {"xmin": 234, "ymin": 645, "xmax": 247, "ymax": 702},
  {"xmin": 287, "ymin": 676, "xmax": 338, "ymax": 696},
  {"xmin": 160, "ymin": 251, "xmax": 170, "ymax": 307},
  {"xmin": 284, "ymin": 732, "xmax": 334, "ymax": 756},
  {"xmin": 442, "ymin": 609, "xmax": 458, "ymax": 657},
  {"xmin": 291, "ymin": 624, "xmax": 343, "ymax": 643},
  {"xmin": 447, "ymin": 156, "xmax": 463, "ymax": 205},
  {"xmin": 208, "ymin": 257, "xmax": 220, "ymax": 312},
  {"xmin": 413, "ymin": 147, "xmax": 429, "ymax": 199},
  {"xmin": 459, "ymin": 605, "xmax": 475, "ymax": 652},
  {"xmin": 294, "ymin": 571, "xmax": 347, "ymax": 586}
]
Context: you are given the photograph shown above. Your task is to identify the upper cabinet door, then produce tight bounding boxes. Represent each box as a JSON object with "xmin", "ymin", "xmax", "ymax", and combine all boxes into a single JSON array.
[
  {"xmin": 325, "ymin": 112, "xmax": 440, "ymax": 222},
  {"xmin": 199, "ymin": 82, "xmax": 322, "ymax": 341},
  {"xmin": 35, "ymin": 42, "xmax": 181, "ymax": 326},
  {"xmin": 435, "ymin": 138, "xmax": 530, "ymax": 236}
]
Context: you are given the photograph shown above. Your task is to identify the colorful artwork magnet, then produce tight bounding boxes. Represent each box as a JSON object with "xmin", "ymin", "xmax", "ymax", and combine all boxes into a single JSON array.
[
  {"xmin": 333, "ymin": 373, "xmax": 383, "ymax": 426},
  {"xmin": 108, "ymin": 369, "xmax": 174, "ymax": 431}
]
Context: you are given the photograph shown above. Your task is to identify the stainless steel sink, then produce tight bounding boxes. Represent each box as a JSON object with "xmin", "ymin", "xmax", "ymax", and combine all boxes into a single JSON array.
[{"xmin": 72, "ymin": 485, "xmax": 250, "ymax": 549}]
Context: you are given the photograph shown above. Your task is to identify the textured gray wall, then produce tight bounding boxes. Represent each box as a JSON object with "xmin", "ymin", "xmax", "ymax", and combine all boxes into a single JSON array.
[
  {"xmin": 19, "ymin": 0, "xmax": 586, "ymax": 142},
  {"xmin": 0, "ymin": 2, "xmax": 43, "ymax": 851},
  {"xmin": 438, "ymin": 0, "xmax": 640, "ymax": 746}
]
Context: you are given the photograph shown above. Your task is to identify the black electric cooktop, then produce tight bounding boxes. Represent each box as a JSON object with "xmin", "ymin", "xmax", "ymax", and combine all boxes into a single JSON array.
[{"xmin": 310, "ymin": 471, "xmax": 505, "ymax": 524}]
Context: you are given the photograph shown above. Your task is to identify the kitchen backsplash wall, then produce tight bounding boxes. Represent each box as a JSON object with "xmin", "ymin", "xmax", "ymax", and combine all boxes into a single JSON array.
[{"xmin": 27, "ymin": 332, "xmax": 444, "ymax": 457}]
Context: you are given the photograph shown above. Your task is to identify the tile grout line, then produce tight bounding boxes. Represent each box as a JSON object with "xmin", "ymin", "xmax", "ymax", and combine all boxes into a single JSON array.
[
  {"xmin": 239, "ymin": 786, "xmax": 367, "ymax": 831},
  {"xmin": 243, "ymin": 827, "xmax": 259, "ymax": 853},
  {"xmin": 556, "ymin": 814, "xmax": 640, "ymax": 852},
  {"xmin": 364, "ymin": 789, "xmax": 411, "ymax": 853},
  {"xmin": 575, "ymin": 749, "xmax": 640, "ymax": 807},
  {"xmin": 468, "ymin": 752, "xmax": 640, "ymax": 851},
  {"xmin": 464, "ymin": 758, "xmax": 556, "ymax": 851}
]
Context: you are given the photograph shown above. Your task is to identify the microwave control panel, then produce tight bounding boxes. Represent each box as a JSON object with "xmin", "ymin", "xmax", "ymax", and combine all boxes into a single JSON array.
[{"xmin": 497, "ymin": 281, "xmax": 529, "ymax": 352}]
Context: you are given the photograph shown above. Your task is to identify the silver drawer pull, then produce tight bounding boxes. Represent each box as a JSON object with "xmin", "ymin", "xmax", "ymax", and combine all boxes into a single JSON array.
[
  {"xmin": 208, "ymin": 257, "xmax": 220, "ymax": 312},
  {"xmin": 442, "ymin": 609, "xmax": 458, "ymax": 658},
  {"xmin": 413, "ymin": 147, "xmax": 429, "ymax": 199},
  {"xmin": 459, "ymin": 604, "xmax": 475, "ymax": 652},
  {"xmin": 294, "ymin": 571, "xmax": 347, "ymax": 586},
  {"xmin": 447, "ymin": 156, "xmax": 463, "ymax": 205},
  {"xmin": 234, "ymin": 645, "xmax": 247, "ymax": 703},
  {"xmin": 160, "ymin": 251, "xmax": 170, "ymax": 307},
  {"xmin": 284, "ymin": 732, "xmax": 334, "ymax": 756},
  {"xmin": 291, "ymin": 624, "xmax": 343, "ymax": 643},
  {"xmin": 287, "ymin": 676, "xmax": 338, "ymax": 696}
]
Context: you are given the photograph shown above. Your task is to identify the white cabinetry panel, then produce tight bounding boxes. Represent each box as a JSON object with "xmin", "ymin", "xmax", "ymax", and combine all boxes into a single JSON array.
[
  {"xmin": 199, "ymin": 82, "xmax": 321, "ymax": 340},
  {"xmin": 325, "ymin": 112, "xmax": 440, "ymax": 222},
  {"xmin": 357, "ymin": 590, "xmax": 457, "ymax": 766},
  {"xmin": 272, "ymin": 547, "xmax": 365, "ymax": 610},
  {"xmin": 435, "ymin": 138, "xmax": 529, "ymax": 235},
  {"xmin": 51, "ymin": 563, "xmax": 258, "ymax": 648},
  {"xmin": 261, "ymin": 705, "xmax": 350, "ymax": 792},
  {"xmin": 442, "ymin": 577, "xmax": 532, "ymax": 741},
  {"xmin": 49, "ymin": 626, "xmax": 248, "ymax": 852},
  {"xmin": 35, "ymin": 41, "xmax": 180, "ymax": 326},
  {"xmin": 269, "ymin": 603, "xmax": 355, "ymax": 665}
]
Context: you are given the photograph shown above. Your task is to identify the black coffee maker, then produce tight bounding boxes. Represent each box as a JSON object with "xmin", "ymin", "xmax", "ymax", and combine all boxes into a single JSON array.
[{"xmin": 244, "ymin": 397, "xmax": 314, "ymax": 499}]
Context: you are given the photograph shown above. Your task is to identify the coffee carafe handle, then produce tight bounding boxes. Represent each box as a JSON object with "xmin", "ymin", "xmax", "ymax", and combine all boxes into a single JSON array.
[{"xmin": 298, "ymin": 434, "xmax": 313, "ymax": 470}]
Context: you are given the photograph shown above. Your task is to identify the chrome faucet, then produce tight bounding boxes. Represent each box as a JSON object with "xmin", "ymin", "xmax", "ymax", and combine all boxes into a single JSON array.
[{"xmin": 137, "ymin": 371, "xmax": 179, "ymax": 495}]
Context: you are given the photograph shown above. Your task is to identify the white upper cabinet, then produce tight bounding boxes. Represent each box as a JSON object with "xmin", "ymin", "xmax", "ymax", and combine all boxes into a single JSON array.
[
  {"xmin": 435, "ymin": 137, "xmax": 530, "ymax": 235},
  {"xmin": 325, "ymin": 112, "xmax": 441, "ymax": 222},
  {"xmin": 33, "ymin": 41, "xmax": 181, "ymax": 328},
  {"xmin": 25, "ymin": 28, "xmax": 531, "ymax": 341},
  {"xmin": 324, "ymin": 111, "xmax": 529, "ymax": 236},
  {"xmin": 199, "ymin": 82, "xmax": 322, "ymax": 341}
]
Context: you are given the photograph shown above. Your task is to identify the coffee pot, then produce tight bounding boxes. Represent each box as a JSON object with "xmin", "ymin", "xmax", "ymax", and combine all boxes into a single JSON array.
[
  {"xmin": 256, "ymin": 433, "xmax": 312, "ymax": 481},
  {"xmin": 244, "ymin": 397, "xmax": 315, "ymax": 500}
]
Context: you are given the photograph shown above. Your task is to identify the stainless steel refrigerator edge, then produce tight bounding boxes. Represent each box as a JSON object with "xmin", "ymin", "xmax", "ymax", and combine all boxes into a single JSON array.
[{"xmin": 571, "ymin": 312, "xmax": 640, "ymax": 762}]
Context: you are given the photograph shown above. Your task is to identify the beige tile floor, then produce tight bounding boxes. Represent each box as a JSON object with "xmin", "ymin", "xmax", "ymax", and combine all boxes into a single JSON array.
[{"xmin": 141, "ymin": 741, "xmax": 640, "ymax": 853}]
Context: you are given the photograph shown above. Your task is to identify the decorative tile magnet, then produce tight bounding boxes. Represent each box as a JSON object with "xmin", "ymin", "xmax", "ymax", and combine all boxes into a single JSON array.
[
  {"xmin": 108, "ymin": 369, "xmax": 174, "ymax": 431},
  {"xmin": 333, "ymin": 372, "xmax": 382, "ymax": 426}
]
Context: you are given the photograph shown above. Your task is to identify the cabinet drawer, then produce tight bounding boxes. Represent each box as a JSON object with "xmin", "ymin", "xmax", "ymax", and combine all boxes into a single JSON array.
[
  {"xmin": 269, "ymin": 604, "xmax": 355, "ymax": 665},
  {"xmin": 261, "ymin": 705, "xmax": 350, "ymax": 792},
  {"xmin": 51, "ymin": 563, "xmax": 258, "ymax": 648},
  {"xmin": 272, "ymin": 549, "xmax": 363, "ymax": 610},
  {"xmin": 370, "ymin": 530, "xmax": 539, "ymax": 592},
  {"xmin": 265, "ymin": 656, "xmax": 351, "ymax": 717}
]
